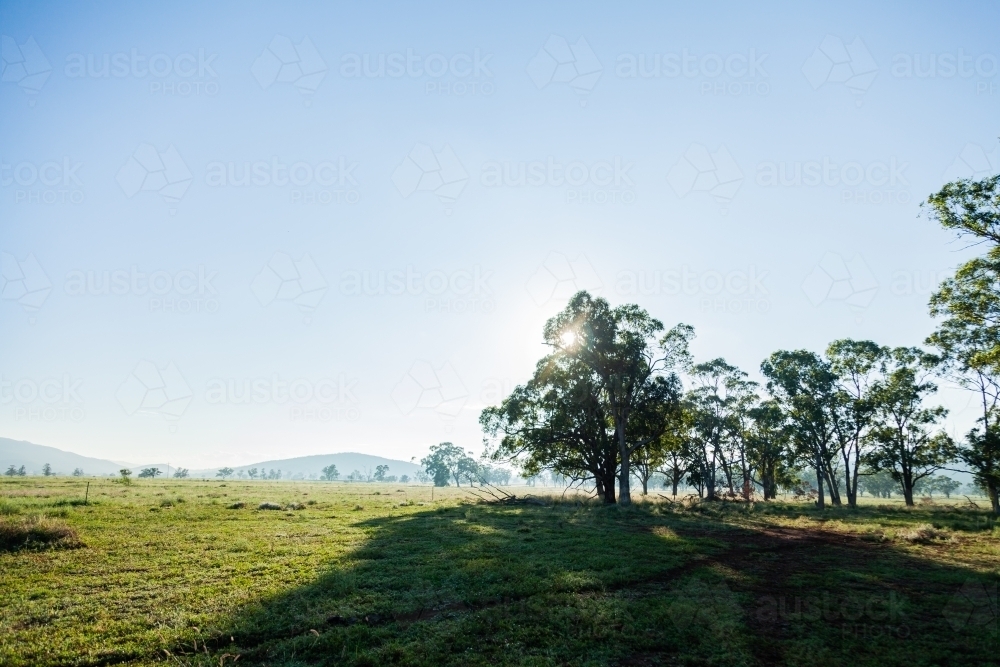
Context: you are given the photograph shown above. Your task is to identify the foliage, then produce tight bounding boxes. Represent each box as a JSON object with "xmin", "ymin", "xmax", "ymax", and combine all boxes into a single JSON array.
[
  {"xmin": 320, "ymin": 464, "xmax": 339, "ymax": 481},
  {"xmin": 138, "ymin": 467, "xmax": 161, "ymax": 479},
  {"xmin": 864, "ymin": 347, "xmax": 956, "ymax": 506},
  {"xmin": 421, "ymin": 442, "xmax": 477, "ymax": 487}
]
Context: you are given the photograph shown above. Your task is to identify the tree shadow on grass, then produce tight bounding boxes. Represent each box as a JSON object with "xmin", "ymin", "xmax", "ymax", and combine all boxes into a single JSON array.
[{"xmin": 187, "ymin": 501, "xmax": 999, "ymax": 667}]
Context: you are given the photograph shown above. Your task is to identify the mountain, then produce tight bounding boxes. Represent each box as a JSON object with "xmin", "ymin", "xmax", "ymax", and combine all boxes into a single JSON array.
[
  {"xmin": 188, "ymin": 453, "xmax": 423, "ymax": 480},
  {"xmin": 0, "ymin": 438, "xmax": 422, "ymax": 481},
  {"xmin": 0, "ymin": 438, "xmax": 125, "ymax": 476}
]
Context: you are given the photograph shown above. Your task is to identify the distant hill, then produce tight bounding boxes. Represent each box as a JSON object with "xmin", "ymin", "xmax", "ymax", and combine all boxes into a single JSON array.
[
  {"xmin": 0, "ymin": 438, "xmax": 422, "ymax": 481},
  {"xmin": 0, "ymin": 438, "xmax": 125, "ymax": 476},
  {"xmin": 189, "ymin": 453, "xmax": 423, "ymax": 480}
]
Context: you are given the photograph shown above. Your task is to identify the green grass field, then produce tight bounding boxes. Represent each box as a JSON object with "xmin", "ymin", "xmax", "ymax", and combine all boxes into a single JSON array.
[{"xmin": 1, "ymin": 478, "xmax": 998, "ymax": 666}]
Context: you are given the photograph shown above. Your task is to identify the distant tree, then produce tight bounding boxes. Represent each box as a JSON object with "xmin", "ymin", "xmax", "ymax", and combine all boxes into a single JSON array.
[
  {"xmin": 865, "ymin": 348, "xmax": 957, "ymax": 506},
  {"xmin": 967, "ymin": 482, "xmax": 986, "ymax": 496},
  {"xmin": 415, "ymin": 470, "xmax": 430, "ymax": 484},
  {"xmin": 936, "ymin": 476, "xmax": 962, "ymax": 498},
  {"xmin": 919, "ymin": 475, "xmax": 962, "ymax": 498},
  {"xmin": 373, "ymin": 464, "xmax": 389, "ymax": 481},
  {"xmin": 17, "ymin": 465, "xmax": 26, "ymax": 477},
  {"xmin": 347, "ymin": 469, "xmax": 362, "ymax": 482},
  {"xmin": 4, "ymin": 465, "xmax": 16, "ymax": 477},
  {"xmin": 237, "ymin": 469, "xmax": 246, "ymax": 479},
  {"xmin": 117, "ymin": 469, "xmax": 132, "ymax": 486},
  {"xmin": 72, "ymin": 468, "xmax": 84, "ymax": 477},
  {"xmin": 400, "ymin": 474, "xmax": 410, "ymax": 484},
  {"xmin": 216, "ymin": 467, "xmax": 234, "ymax": 479},
  {"xmin": 859, "ymin": 469, "xmax": 900, "ymax": 498},
  {"xmin": 42, "ymin": 463, "xmax": 53, "ymax": 476},
  {"xmin": 421, "ymin": 442, "xmax": 478, "ymax": 487},
  {"xmin": 138, "ymin": 468, "xmax": 161, "ymax": 478},
  {"xmin": 173, "ymin": 468, "xmax": 189, "ymax": 478},
  {"xmin": 321, "ymin": 464, "xmax": 339, "ymax": 481},
  {"xmin": 247, "ymin": 467, "xmax": 259, "ymax": 480}
]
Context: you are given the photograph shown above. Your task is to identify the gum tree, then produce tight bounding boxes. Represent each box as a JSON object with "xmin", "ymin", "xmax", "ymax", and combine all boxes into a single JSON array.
[
  {"xmin": 542, "ymin": 291, "xmax": 692, "ymax": 505},
  {"xmin": 925, "ymin": 174, "xmax": 1000, "ymax": 513},
  {"xmin": 746, "ymin": 399, "xmax": 795, "ymax": 500},
  {"xmin": 826, "ymin": 339, "xmax": 886, "ymax": 507},
  {"xmin": 761, "ymin": 351, "xmax": 839, "ymax": 508},
  {"xmin": 865, "ymin": 347, "xmax": 956, "ymax": 506},
  {"xmin": 481, "ymin": 355, "xmax": 620, "ymax": 502}
]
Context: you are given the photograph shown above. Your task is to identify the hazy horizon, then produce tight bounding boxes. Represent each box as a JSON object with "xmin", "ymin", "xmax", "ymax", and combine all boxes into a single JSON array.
[{"xmin": 2, "ymin": 1, "xmax": 998, "ymax": 468}]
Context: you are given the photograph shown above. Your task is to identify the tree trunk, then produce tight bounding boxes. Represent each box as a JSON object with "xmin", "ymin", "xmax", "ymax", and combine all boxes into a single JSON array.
[
  {"xmin": 815, "ymin": 453, "xmax": 825, "ymax": 510},
  {"xmin": 988, "ymin": 481, "xmax": 1000, "ymax": 515},
  {"xmin": 618, "ymin": 426, "xmax": 632, "ymax": 506},
  {"xmin": 671, "ymin": 472, "xmax": 679, "ymax": 497}
]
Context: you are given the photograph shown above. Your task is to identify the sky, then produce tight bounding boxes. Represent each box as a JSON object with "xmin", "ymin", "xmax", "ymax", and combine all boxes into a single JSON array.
[{"xmin": 1, "ymin": 1, "xmax": 998, "ymax": 469}]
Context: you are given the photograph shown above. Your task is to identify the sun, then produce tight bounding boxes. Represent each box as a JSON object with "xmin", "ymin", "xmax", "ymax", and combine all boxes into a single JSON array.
[{"xmin": 560, "ymin": 330, "xmax": 577, "ymax": 348}]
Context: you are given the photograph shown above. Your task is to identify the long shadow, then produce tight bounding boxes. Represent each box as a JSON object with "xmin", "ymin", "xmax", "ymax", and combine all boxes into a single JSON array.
[{"xmin": 185, "ymin": 501, "xmax": 999, "ymax": 667}]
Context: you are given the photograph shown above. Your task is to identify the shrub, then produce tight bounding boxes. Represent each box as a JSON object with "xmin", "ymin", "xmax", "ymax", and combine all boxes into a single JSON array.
[
  {"xmin": 227, "ymin": 502, "xmax": 246, "ymax": 509},
  {"xmin": 286, "ymin": 502, "xmax": 305, "ymax": 510},
  {"xmin": 257, "ymin": 502, "xmax": 282, "ymax": 511},
  {"xmin": 898, "ymin": 523, "xmax": 948, "ymax": 543},
  {"xmin": 0, "ymin": 501, "xmax": 21, "ymax": 516},
  {"xmin": 0, "ymin": 515, "xmax": 83, "ymax": 552}
]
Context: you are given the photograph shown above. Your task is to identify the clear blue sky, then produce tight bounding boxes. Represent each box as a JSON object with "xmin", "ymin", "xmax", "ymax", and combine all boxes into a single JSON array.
[{"xmin": 1, "ymin": 0, "xmax": 998, "ymax": 468}]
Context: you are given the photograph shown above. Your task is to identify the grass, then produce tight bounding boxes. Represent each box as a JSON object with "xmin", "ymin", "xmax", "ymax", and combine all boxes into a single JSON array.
[{"xmin": 0, "ymin": 478, "xmax": 997, "ymax": 666}]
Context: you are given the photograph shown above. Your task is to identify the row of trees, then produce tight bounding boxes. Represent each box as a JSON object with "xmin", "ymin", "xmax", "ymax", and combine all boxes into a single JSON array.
[
  {"xmin": 481, "ymin": 174, "xmax": 1000, "ymax": 513},
  {"xmin": 3, "ymin": 463, "xmax": 78, "ymax": 476},
  {"xmin": 420, "ymin": 442, "xmax": 514, "ymax": 487}
]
